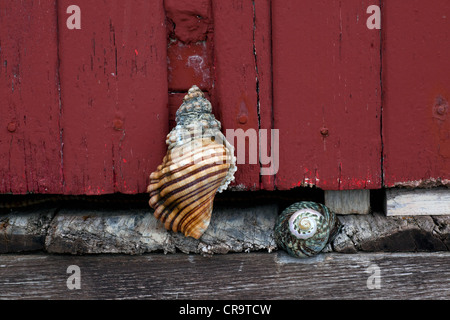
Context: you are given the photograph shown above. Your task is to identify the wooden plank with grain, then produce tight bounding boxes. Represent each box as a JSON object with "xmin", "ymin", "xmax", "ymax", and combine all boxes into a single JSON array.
[
  {"xmin": 382, "ymin": 1, "xmax": 450, "ymax": 188},
  {"xmin": 211, "ymin": 0, "xmax": 261, "ymax": 190},
  {"xmin": 0, "ymin": 0, "xmax": 62, "ymax": 194},
  {"xmin": 386, "ymin": 188, "xmax": 450, "ymax": 216},
  {"xmin": 325, "ymin": 190, "xmax": 371, "ymax": 214},
  {"xmin": 254, "ymin": 0, "xmax": 275, "ymax": 190},
  {"xmin": 0, "ymin": 252, "xmax": 449, "ymax": 300},
  {"xmin": 58, "ymin": 0, "xmax": 168, "ymax": 195},
  {"xmin": 272, "ymin": 0, "xmax": 382, "ymax": 190}
]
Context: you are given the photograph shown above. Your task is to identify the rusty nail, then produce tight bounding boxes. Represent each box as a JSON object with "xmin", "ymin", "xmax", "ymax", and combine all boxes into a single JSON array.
[
  {"xmin": 238, "ymin": 115, "xmax": 248, "ymax": 124},
  {"xmin": 113, "ymin": 119, "xmax": 123, "ymax": 130},
  {"xmin": 7, "ymin": 121, "xmax": 16, "ymax": 133},
  {"xmin": 320, "ymin": 127, "xmax": 329, "ymax": 137}
]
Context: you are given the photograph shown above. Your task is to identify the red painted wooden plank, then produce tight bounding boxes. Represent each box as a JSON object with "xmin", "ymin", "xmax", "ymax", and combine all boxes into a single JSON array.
[
  {"xmin": 167, "ymin": 40, "xmax": 212, "ymax": 92},
  {"xmin": 211, "ymin": 0, "xmax": 261, "ymax": 190},
  {"xmin": 165, "ymin": 0, "xmax": 213, "ymax": 93},
  {"xmin": 382, "ymin": 1, "xmax": 450, "ymax": 187},
  {"xmin": 165, "ymin": 0, "xmax": 212, "ymax": 45},
  {"xmin": 254, "ymin": 0, "xmax": 275, "ymax": 190},
  {"xmin": 0, "ymin": 0, "xmax": 62, "ymax": 194},
  {"xmin": 272, "ymin": 0, "xmax": 382, "ymax": 190},
  {"xmin": 58, "ymin": 0, "xmax": 168, "ymax": 194}
]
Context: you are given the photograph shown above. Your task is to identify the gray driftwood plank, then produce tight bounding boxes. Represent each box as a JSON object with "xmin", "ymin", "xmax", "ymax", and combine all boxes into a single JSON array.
[
  {"xmin": 0, "ymin": 252, "xmax": 449, "ymax": 300},
  {"xmin": 325, "ymin": 190, "xmax": 371, "ymax": 214},
  {"xmin": 386, "ymin": 188, "xmax": 450, "ymax": 216}
]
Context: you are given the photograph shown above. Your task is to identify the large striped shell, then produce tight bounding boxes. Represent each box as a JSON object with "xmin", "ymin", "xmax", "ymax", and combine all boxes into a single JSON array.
[
  {"xmin": 147, "ymin": 85, "xmax": 237, "ymax": 239},
  {"xmin": 274, "ymin": 201, "xmax": 342, "ymax": 258}
]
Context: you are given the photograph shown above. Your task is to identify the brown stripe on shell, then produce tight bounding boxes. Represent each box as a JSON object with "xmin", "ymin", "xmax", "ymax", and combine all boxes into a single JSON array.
[
  {"xmin": 152, "ymin": 167, "xmax": 228, "ymax": 224},
  {"xmin": 157, "ymin": 168, "xmax": 228, "ymax": 224},
  {"xmin": 151, "ymin": 153, "xmax": 229, "ymax": 199},
  {"xmin": 166, "ymin": 173, "xmax": 227, "ymax": 231},
  {"xmin": 147, "ymin": 139, "xmax": 232, "ymax": 239},
  {"xmin": 147, "ymin": 85, "xmax": 237, "ymax": 239},
  {"xmin": 148, "ymin": 148, "xmax": 229, "ymax": 212},
  {"xmin": 149, "ymin": 139, "xmax": 226, "ymax": 181},
  {"xmin": 147, "ymin": 141, "xmax": 228, "ymax": 206}
]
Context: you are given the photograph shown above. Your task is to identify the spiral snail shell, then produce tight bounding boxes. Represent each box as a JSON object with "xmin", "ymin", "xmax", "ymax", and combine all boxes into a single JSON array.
[
  {"xmin": 147, "ymin": 85, "xmax": 237, "ymax": 239},
  {"xmin": 274, "ymin": 201, "xmax": 342, "ymax": 258}
]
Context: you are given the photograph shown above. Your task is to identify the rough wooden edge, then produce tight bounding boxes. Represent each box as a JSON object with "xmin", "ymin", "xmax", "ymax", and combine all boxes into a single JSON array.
[
  {"xmin": 1, "ymin": 252, "xmax": 450, "ymax": 300},
  {"xmin": 325, "ymin": 190, "xmax": 370, "ymax": 215},
  {"xmin": 386, "ymin": 187, "xmax": 450, "ymax": 216},
  {"xmin": 2, "ymin": 203, "xmax": 449, "ymax": 255}
]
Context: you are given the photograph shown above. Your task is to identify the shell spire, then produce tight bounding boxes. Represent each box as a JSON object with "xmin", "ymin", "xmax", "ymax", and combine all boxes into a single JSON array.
[{"xmin": 147, "ymin": 85, "xmax": 237, "ymax": 239}]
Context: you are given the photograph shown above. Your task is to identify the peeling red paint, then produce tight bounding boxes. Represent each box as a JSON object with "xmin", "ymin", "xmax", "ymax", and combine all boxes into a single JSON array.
[{"xmin": 2, "ymin": 0, "xmax": 449, "ymax": 195}]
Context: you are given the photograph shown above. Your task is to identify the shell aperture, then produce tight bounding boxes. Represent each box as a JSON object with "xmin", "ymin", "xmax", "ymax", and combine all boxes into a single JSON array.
[
  {"xmin": 147, "ymin": 85, "xmax": 237, "ymax": 239},
  {"xmin": 275, "ymin": 201, "xmax": 342, "ymax": 258}
]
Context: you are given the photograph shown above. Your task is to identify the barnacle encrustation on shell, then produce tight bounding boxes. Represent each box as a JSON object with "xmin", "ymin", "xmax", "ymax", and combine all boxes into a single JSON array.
[
  {"xmin": 147, "ymin": 85, "xmax": 237, "ymax": 239},
  {"xmin": 274, "ymin": 201, "xmax": 342, "ymax": 258}
]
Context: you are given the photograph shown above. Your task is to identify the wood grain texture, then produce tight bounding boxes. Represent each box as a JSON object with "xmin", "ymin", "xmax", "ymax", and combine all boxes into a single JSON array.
[
  {"xmin": 211, "ymin": 0, "xmax": 261, "ymax": 190},
  {"xmin": 0, "ymin": 0, "xmax": 62, "ymax": 194},
  {"xmin": 325, "ymin": 190, "xmax": 370, "ymax": 214},
  {"xmin": 254, "ymin": 0, "xmax": 275, "ymax": 190},
  {"xmin": 58, "ymin": 0, "xmax": 168, "ymax": 194},
  {"xmin": 382, "ymin": 1, "xmax": 450, "ymax": 187},
  {"xmin": 165, "ymin": 0, "xmax": 213, "ymax": 92},
  {"xmin": 272, "ymin": 0, "xmax": 382, "ymax": 190},
  {"xmin": 386, "ymin": 188, "xmax": 450, "ymax": 216},
  {"xmin": 167, "ymin": 41, "xmax": 212, "ymax": 92},
  {"xmin": 0, "ymin": 252, "xmax": 449, "ymax": 299}
]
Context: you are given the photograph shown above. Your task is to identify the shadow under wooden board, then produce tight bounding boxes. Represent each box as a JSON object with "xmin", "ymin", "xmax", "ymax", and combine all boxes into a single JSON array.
[{"xmin": 0, "ymin": 252, "xmax": 448, "ymax": 300}]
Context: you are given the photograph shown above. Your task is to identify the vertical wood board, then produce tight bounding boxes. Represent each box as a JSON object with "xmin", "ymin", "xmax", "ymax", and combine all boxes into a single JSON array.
[
  {"xmin": 382, "ymin": 1, "xmax": 450, "ymax": 187},
  {"xmin": 272, "ymin": 0, "xmax": 382, "ymax": 190},
  {"xmin": 211, "ymin": 0, "xmax": 262, "ymax": 190},
  {"xmin": 0, "ymin": 0, "xmax": 62, "ymax": 194},
  {"xmin": 58, "ymin": 0, "xmax": 168, "ymax": 194},
  {"xmin": 254, "ymin": 0, "xmax": 275, "ymax": 190},
  {"xmin": 165, "ymin": 0, "xmax": 213, "ymax": 93},
  {"xmin": 325, "ymin": 190, "xmax": 370, "ymax": 215}
]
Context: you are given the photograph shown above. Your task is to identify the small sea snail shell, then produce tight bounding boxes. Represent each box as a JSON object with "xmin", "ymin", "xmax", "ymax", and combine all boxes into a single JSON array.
[{"xmin": 274, "ymin": 201, "xmax": 342, "ymax": 258}]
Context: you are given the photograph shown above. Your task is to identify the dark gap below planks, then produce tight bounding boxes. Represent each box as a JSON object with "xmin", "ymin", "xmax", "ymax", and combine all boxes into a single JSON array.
[{"xmin": 0, "ymin": 188, "xmax": 389, "ymax": 214}]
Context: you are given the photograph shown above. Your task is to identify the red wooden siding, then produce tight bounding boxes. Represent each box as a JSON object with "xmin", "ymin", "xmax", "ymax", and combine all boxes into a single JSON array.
[
  {"xmin": 211, "ymin": 0, "xmax": 262, "ymax": 190},
  {"xmin": 0, "ymin": 0, "xmax": 62, "ymax": 193},
  {"xmin": 1, "ymin": 1, "xmax": 449, "ymax": 195},
  {"xmin": 165, "ymin": 0, "xmax": 214, "ymax": 130},
  {"xmin": 166, "ymin": 0, "xmax": 213, "ymax": 92},
  {"xmin": 253, "ymin": 0, "xmax": 274, "ymax": 190},
  {"xmin": 58, "ymin": 0, "xmax": 167, "ymax": 195},
  {"xmin": 166, "ymin": 0, "xmax": 272, "ymax": 190},
  {"xmin": 382, "ymin": 1, "xmax": 450, "ymax": 187},
  {"xmin": 272, "ymin": 0, "xmax": 382, "ymax": 190}
]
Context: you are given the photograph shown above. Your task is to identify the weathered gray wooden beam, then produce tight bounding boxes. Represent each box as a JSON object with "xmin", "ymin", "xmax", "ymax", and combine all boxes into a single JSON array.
[
  {"xmin": 44, "ymin": 204, "xmax": 279, "ymax": 255},
  {"xmin": 0, "ymin": 252, "xmax": 449, "ymax": 300},
  {"xmin": 386, "ymin": 188, "xmax": 450, "ymax": 216},
  {"xmin": 325, "ymin": 190, "xmax": 370, "ymax": 214},
  {"xmin": 2, "ymin": 203, "xmax": 450, "ymax": 254}
]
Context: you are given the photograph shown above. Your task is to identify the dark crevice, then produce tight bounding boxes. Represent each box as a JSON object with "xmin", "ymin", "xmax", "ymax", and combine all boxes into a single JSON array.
[
  {"xmin": 252, "ymin": 0, "xmax": 262, "ymax": 187},
  {"xmin": 379, "ymin": 0, "xmax": 385, "ymax": 188},
  {"xmin": 55, "ymin": 0, "xmax": 65, "ymax": 191}
]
